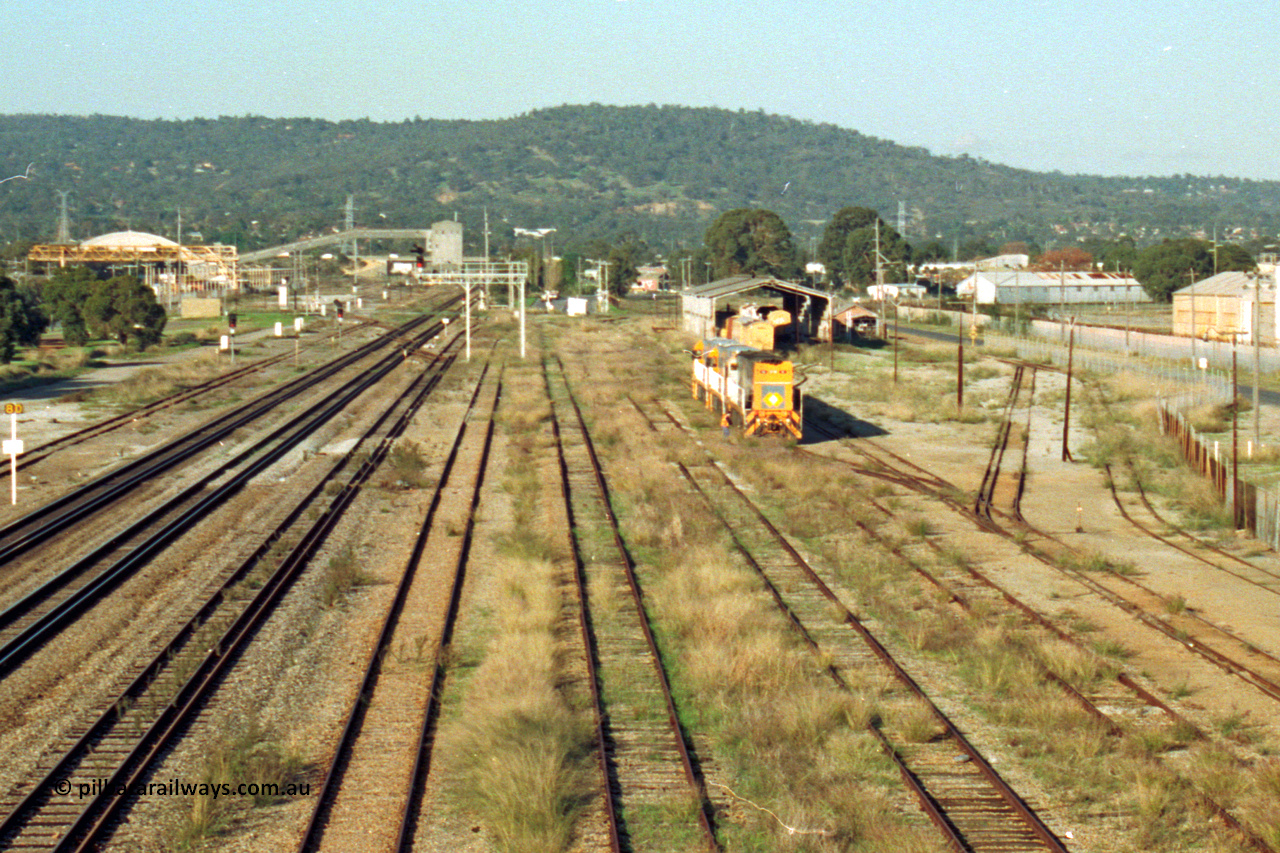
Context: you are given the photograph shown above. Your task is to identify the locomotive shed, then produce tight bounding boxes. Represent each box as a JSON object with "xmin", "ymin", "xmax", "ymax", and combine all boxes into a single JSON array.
[{"xmin": 680, "ymin": 274, "xmax": 835, "ymax": 345}]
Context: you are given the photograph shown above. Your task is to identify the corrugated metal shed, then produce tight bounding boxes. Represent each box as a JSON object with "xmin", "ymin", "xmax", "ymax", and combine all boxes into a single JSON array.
[
  {"xmin": 681, "ymin": 275, "xmax": 833, "ymax": 342},
  {"xmin": 1172, "ymin": 271, "xmax": 1275, "ymax": 343},
  {"xmin": 1172, "ymin": 271, "xmax": 1275, "ymax": 298},
  {"xmin": 957, "ymin": 270, "xmax": 1150, "ymax": 306}
]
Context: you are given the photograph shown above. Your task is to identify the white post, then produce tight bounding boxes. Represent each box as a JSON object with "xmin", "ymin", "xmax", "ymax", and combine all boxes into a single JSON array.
[
  {"xmin": 465, "ymin": 280, "xmax": 471, "ymax": 362},
  {"xmin": 9, "ymin": 412, "xmax": 15, "ymax": 505},
  {"xmin": 3, "ymin": 406, "xmax": 23, "ymax": 505}
]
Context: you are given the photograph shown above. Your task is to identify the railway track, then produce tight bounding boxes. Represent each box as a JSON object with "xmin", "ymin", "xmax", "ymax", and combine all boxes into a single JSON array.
[
  {"xmin": 814, "ymin": 389, "xmax": 1280, "ymax": 704},
  {"xmin": 0, "ymin": 307, "xmax": 451, "ymax": 582},
  {"xmin": 7, "ymin": 316, "xmax": 372, "ymax": 470},
  {"xmin": 297, "ymin": 354, "xmax": 500, "ymax": 853},
  {"xmin": 0, "ymin": 318, "xmax": 374, "ymax": 482},
  {"xmin": 0, "ymin": 306, "xmax": 459, "ymax": 679},
  {"xmin": 803, "ymin": 375, "xmax": 1280, "ymax": 850},
  {"xmin": 0, "ymin": 318, "xmax": 470, "ymax": 852},
  {"xmin": 974, "ymin": 362, "xmax": 1034, "ymax": 522},
  {"xmin": 632, "ymin": 395, "xmax": 1071, "ymax": 853},
  {"xmin": 1084, "ymin": 379, "xmax": 1280, "ymax": 598},
  {"xmin": 542, "ymin": 355, "xmax": 720, "ymax": 852}
]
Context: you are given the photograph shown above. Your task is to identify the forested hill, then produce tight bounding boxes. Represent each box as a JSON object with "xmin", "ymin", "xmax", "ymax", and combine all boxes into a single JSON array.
[{"xmin": 2, "ymin": 104, "xmax": 1278, "ymax": 255}]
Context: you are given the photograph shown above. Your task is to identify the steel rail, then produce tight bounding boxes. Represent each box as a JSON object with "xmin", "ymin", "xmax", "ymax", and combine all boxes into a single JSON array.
[
  {"xmin": 548, "ymin": 356, "xmax": 720, "ymax": 851},
  {"xmin": 0, "ymin": 314, "xmax": 455, "ymax": 677},
  {"xmin": 974, "ymin": 363, "xmax": 1024, "ymax": 518},
  {"xmin": 691, "ymin": 455, "xmax": 1069, "ymax": 853},
  {"xmin": 0, "ymin": 304, "xmax": 455, "ymax": 632},
  {"xmin": 813, "ymin": 407, "xmax": 1277, "ymax": 853},
  {"xmin": 393, "ymin": 372, "xmax": 499, "ymax": 852},
  {"xmin": 550, "ymin": 385, "xmax": 627, "ymax": 853},
  {"xmin": 668, "ymin": 460, "xmax": 970, "ymax": 853},
  {"xmin": 0, "ymin": 302, "xmax": 454, "ymax": 567},
  {"xmin": 0, "ymin": 327, "xmax": 467, "ymax": 852},
  {"xmin": 634, "ymin": 395, "xmax": 1066, "ymax": 852},
  {"xmin": 295, "ymin": 354, "xmax": 499, "ymax": 853},
  {"xmin": 2, "ymin": 350, "xmax": 289, "ymax": 475},
  {"xmin": 840, "ymin": 426, "xmax": 1280, "ymax": 705}
]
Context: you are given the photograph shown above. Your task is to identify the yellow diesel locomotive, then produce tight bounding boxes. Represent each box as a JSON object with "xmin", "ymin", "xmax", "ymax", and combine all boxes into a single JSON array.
[{"xmin": 691, "ymin": 338, "xmax": 802, "ymax": 438}]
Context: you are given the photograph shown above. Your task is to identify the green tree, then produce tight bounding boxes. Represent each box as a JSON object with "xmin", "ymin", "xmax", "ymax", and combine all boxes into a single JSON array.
[
  {"xmin": 914, "ymin": 240, "xmax": 950, "ymax": 264},
  {"xmin": 704, "ymin": 208, "xmax": 799, "ymax": 280},
  {"xmin": 1216, "ymin": 242, "xmax": 1256, "ymax": 273},
  {"xmin": 957, "ymin": 237, "xmax": 997, "ymax": 261},
  {"xmin": 42, "ymin": 266, "xmax": 96, "ymax": 345},
  {"xmin": 1133, "ymin": 239, "xmax": 1254, "ymax": 301},
  {"xmin": 559, "ymin": 251, "xmax": 580, "ymax": 294},
  {"xmin": 83, "ymin": 274, "xmax": 167, "ymax": 348},
  {"xmin": 606, "ymin": 235, "xmax": 647, "ymax": 297},
  {"xmin": 817, "ymin": 206, "xmax": 911, "ymax": 290},
  {"xmin": 0, "ymin": 276, "xmax": 47, "ymax": 363},
  {"xmin": 1083, "ymin": 237, "xmax": 1138, "ymax": 272}
]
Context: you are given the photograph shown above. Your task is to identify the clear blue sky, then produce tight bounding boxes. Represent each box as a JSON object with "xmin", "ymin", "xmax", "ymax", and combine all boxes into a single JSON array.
[{"xmin": 4, "ymin": 0, "xmax": 1276, "ymax": 180}]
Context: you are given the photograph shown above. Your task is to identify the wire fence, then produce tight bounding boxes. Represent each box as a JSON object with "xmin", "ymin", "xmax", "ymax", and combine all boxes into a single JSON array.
[
  {"xmin": 1153, "ymin": 403, "xmax": 1280, "ymax": 547},
  {"xmin": 976, "ymin": 326, "xmax": 1278, "ymax": 546},
  {"xmin": 899, "ymin": 304, "xmax": 1280, "ymax": 373}
]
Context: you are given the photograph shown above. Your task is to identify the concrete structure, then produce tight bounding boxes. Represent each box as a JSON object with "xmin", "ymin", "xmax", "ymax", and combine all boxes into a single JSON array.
[
  {"xmin": 1172, "ymin": 271, "xmax": 1276, "ymax": 344},
  {"xmin": 429, "ymin": 220, "xmax": 463, "ymax": 265},
  {"xmin": 956, "ymin": 269, "xmax": 1149, "ymax": 307},
  {"xmin": 681, "ymin": 275, "xmax": 833, "ymax": 344}
]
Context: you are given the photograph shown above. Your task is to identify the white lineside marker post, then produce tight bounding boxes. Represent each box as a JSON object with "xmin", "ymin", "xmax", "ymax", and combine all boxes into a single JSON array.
[{"xmin": 3, "ymin": 403, "xmax": 24, "ymax": 505}]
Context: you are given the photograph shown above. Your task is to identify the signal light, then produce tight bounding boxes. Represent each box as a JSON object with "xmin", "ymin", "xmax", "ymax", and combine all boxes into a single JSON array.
[{"xmin": 228, "ymin": 312, "xmax": 237, "ymax": 333}]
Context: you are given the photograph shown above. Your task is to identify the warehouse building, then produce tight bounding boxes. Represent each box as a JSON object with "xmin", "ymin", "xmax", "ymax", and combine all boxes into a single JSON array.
[
  {"xmin": 1172, "ymin": 271, "xmax": 1275, "ymax": 344},
  {"xmin": 956, "ymin": 270, "xmax": 1150, "ymax": 306}
]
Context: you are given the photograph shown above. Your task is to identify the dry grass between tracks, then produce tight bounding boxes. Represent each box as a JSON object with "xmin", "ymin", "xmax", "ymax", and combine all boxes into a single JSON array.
[
  {"xmin": 438, "ymin": 366, "xmax": 594, "ymax": 853},
  {"xmin": 172, "ymin": 722, "xmax": 305, "ymax": 851},
  {"xmin": 440, "ymin": 553, "xmax": 594, "ymax": 853},
  {"xmin": 553, "ymin": 336, "xmax": 946, "ymax": 851},
  {"xmin": 1081, "ymin": 379, "xmax": 1235, "ymax": 532},
  {"xmin": 721, "ymin": 438, "xmax": 1280, "ymax": 851}
]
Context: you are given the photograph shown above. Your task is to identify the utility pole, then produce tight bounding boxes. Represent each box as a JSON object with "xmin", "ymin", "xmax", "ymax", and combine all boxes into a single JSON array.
[
  {"xmin": 1190, "ymin": 267, "xmax": 1198, "ymax": 369},
  {"xmin": 1232, "ymin": 340, "xmax": 1240, "ymax": 528},
  {"xmin": 1247, "ymin": 271, "xmax": 1266, "ymax": 447},
  {"xmin": 893, "ymin": 299, "xmax": 900, "ymax": 384},
  {"xmin": 1063, "ymin": 318, "xmax": 1076, "ymax": 462},
  {"xmin": 875, "ymin": 220, "xmax": 885, "ymax": 338},
  {"xmin": 1059, "ymin": 261, "xmax": 1066, "ymax": 341},
  {"xmin": 1124, "ymin": 267, "xmax": 1132, "ymax": 353},
  {"xmin": 599, "ymin": 261, "xmax": 611, "ymax": 311}
]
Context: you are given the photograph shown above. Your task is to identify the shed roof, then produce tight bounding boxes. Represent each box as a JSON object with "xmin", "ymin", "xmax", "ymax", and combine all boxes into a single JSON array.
[
  {"xmin": 966, "ymin": 270, "xmax": 1141, "ymax": 287},
  {"xmin": 1173, "ymin": 270, "xmax": 1275, "ymax": 300},
  {"xmin": 81, "ymin": 230, "xmax": 178, "ymax": 249},
  {"xmin": 683, "ymin": 275, "xmax": 830, "ymax": 301}
]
